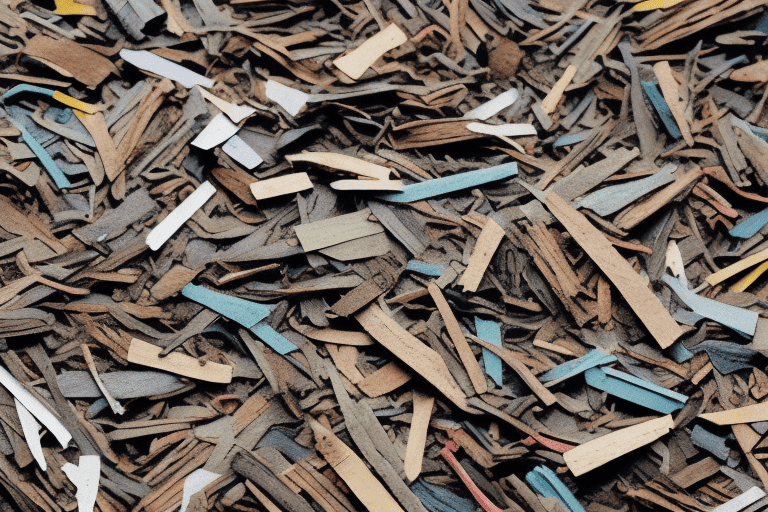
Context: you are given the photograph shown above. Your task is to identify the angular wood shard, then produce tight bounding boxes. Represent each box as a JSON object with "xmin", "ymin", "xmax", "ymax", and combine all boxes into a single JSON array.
[
  {"xmin": 459, "ymin": 218, "xmax": 505, "ymax": 292},
  {"xmin": 545, "ymin": 193, "xmax": 684, "ymax": 348},
  {"xmin": 250, "ymin": 173, "xmax": 313, "ymax": 200},
  {"xmin": 333, "ymin": 24, "xmax": 408, "ymax": 80}
]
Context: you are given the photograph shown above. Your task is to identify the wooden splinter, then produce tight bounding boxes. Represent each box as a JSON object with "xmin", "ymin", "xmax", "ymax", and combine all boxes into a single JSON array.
[{"xmin": 404, "ymin": 391, "xmax": 434, "ymax": 482}]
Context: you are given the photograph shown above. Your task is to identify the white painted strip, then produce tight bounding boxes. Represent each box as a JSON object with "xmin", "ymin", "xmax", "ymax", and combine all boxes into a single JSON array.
[
  {"xmin": 0, "ymin": 365, "xmax": 71, "ymax": 448},
  {"xmin": 62, "ymin": 456, "xmax": 100, "ymax": 512},
  {"xmin": 222, "ymin": 135, "xmax": 263, "ymax": 170},
  {"xmin": 119, "ymin": 50, "xmax": 215, "ymax": 88},
  {"xmin": 466, "ymin": 123, "xmax": 537, "ymax": 137},
  {"xmin": 713, "ymin": 487, "xmax": 766, "ymax": 512},
  {"xmin": 191, "ymin": 113, "xmax": 239, "ymax": 150},
  {"xmin": 266, "ymin": 80, "xmax": 309, "ymax": 116},
  {"xmin": 15, "ymin": 399, "xmax": 46, "ymax": 470},
  {"xmin": 180, "ymin": 469, "xmax": 222, "ymax": 512},
  {"xmin": 146, "ymin": 181, "xmax": 217, "ymax": 251},
  {"xmin": 464, "ymin": 89, "xmax": 519, "ymax": 120},
  {"xmin": 330, "ymin": 179, "xmax": 404, "ymax": 191},
  {"xmin": 197, "ymin": 87, "xmax": 255, "ymax": 123}
]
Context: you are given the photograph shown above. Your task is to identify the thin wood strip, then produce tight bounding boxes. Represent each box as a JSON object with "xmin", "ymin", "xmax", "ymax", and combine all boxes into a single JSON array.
[
  {"xmin": 127, "ymin": 338, "xmax": 232, "ymax": 383},
  {"xmin": 458, "ymin": 218, "xmax": 505, "ymax": 292},
  {"xmin": 404, "ymin": 391, "xmax": 434, "ymax": 482}
]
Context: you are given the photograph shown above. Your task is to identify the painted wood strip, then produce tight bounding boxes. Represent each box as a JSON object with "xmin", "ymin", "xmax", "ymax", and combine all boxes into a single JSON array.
[
  {"xmin": 311, "ymin": 419, "xmax": 406, "ymax": 512},
  {"xmin": 459, "ymin": 218, "xmax": 505, "ymax": 292},
  {"xmin": 474, "ymin": 317, "xmax": 502, "ymax": 386},
  {"xmin": 405, "ymin": 260, "xmax": 446, "ymax": 276},
  {"xmin": 294, "ymin": 208, "xmax": 385, "ymax": 252},
  {"xmin": 428, "ymin": 283, "xmax": 487, "ymax": 395},
  {"xmin": 441, "ymin": 441, "xmax": 505, "ymax": 512},
  {"xmin": 730, "ymin": 206, "xmax": 768, "ymax": 239},
  {"xmin": 191, "ymin": 113, "xmax": 239, "ymax": 150},
  {"xmin": 464, "ymin": 89, "xmax": 519, "ymax": 120},
  {"xmin": 641, "ymin": 81, "xmax": 682, "ymax": 139},
  {"xmin": 563, "ymin": 415, "xmax": 674, "ymax": 476},
  {"xmin": 633, "ymin": 0, "xmax": 683, "ymax": 10},
  {"xmin": 181, "ymin": 283, "xmax": 271, "ymax": 328},
  {"xmin": 333, "ymin": 24, "xmax": 408, "ymax": 80},
  {"xmin": 377, "ymin": 163, "xmax": 517, "ymax": 203},
  {"xmin": 330, "ymin": 179, "xmax": 404, "ymax": 192},
  {"xmin": 197, "ymin": 87, "xmax": 255, "ymax": 123},
  {"xmin": 465, "ymin": 123, "xmax": 537, "ymax": 137},
  {"xmin": 249, "ymin": 322, "xmax": 299, "ymax": 355},
  {"xmin": 0, "ymin": 363, "xmax": 72, "ymax": 448},
  {"xmin": 355, "ymin": 304, "xmax": 471, "ymax": 412},
  {"xmin": 404, "ymin": 391, "xmax": 434, "ymax": 482},
  {"xmin": 15, "ymin": 399, "xmax": 46, "ymax": 470},
  {"xmin": 127, "ymin": 338, "xmax": 233, "ymax": 383},
  {"xmin": 119, "ymin": 49, "xmax": 214, "ymax": 88},
  {"xmin": 663, "ymin": 274, "xmax": 758, "ymax": 335},
  {"xmin": 145, "ymin": 181, "xmax": 217, "ymax": 250},
  {"xmin": 526, "ymin": 465, "xmax": 585, "ymax": 512},
  {"xmin": 62, "ymin": 456, "xmax": 100, "ymax": 512},
  {"xmin": 538, "ymin": 349, "xmax": 616, "ymax": 383},
  {"xmin": 53, "ymin": 0, "xmax": 97, "ymax": 15},
  {"xmin": 553, "ymin": 131, "xmax": 591, "ymax": 147},
  {"xmin": 265, "ymin": 80, "xmax": 309, "ymax": 116},
  {"xmin": 575, "ymin": 164, "xmax": 677, "ymax": 215},
  {"xmin": 545, "ymin": 193, "xmax": 684, "ymax": 348},
  {"xmin": 731, "ymin": 260, "xmax": 768, "ymax": 293},
  {"xmin": 585, "ymin": 367, "xmax": 687, "ymax": 413},
  {"xmin": 713, "ymin": 487, "xmax": 766, "ymax": 512},
  {"xmin": 250, "ymin": 173, "xmax": 313, "ymax": 200},
  {"xmin": 222, "ymin": 135, "xmax": 263, "ymax": 170}
]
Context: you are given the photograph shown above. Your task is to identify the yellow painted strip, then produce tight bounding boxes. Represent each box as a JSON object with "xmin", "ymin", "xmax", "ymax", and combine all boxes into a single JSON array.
[
  {"xmin": 705, "ymin": 247, "xmax": 768, "ymax": 287},
  {"xmin": 54, "ymin": 0, "xmax": 97, "ymax": 15},
  {"xmin": 541, "ymin": 65, "xmax": 576, "ymax": 114},
  {"xmin": 730, "ymin": 260, "xmax": 768, "ymax": 293},
  {"xmin": 53, "ymin": 91, "xmax": 99, "ymax": 114},
  {"xmin": 633, "ymin": 0, "xmax": 683, "ymax": 11}
]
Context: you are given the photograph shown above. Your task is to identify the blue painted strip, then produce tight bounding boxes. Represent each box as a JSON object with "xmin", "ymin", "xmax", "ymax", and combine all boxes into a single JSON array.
[
  {"xmin": 553, "ymin": 131, "xmax": 590, "ymax": 147},
  {"xmin": 585, "ymin": 367, "xmax": 687, "ymax": 414},
  {"xmin": 181, "ymin": 283, "xmax": 271, "ymax": 330},
  {"xmin": 668, "ymin": 341, "xmax": 694, "ymax": 363},
  {"xmin": 250, "ymin": 322, "xmax": 298, "ymax": 355},
  {"xmin": 526, "ymin": 466, "xmax": 585, "ymax": 512},
  {"xmin": 730, "ymin": 206, "xmax": 768, "ymax": 238},
  {"xmin": 662, "ymin": 274, "xmax": 758, "ymax": 335},
  {"xmin": 2, "ymin": 84, "xmax": 54, "ymax": 103},
  {"xmin": 538, "ymin": 349, "xmax": 616, "ymax": 383},
  {"xmin": 19, "ymin": 125, "xmax": 71, "ymax": 188},
  {"xmin": 641, "ymin": 81, "xmax": 682, "ymax": 139},
  {"xmin": 691, "ymin": 425, "xmax": 730, "ymax": 460},
  {"xmin": 405, "ymin": 260, "xmax": 446, "ymax": 277},
  {"xmin": 475, "ymin": 317, "xmax": 502, "ymax": 386},
  {"xmin": 376, "ymin": 163, "xmax": 517, "ymax": 203}
]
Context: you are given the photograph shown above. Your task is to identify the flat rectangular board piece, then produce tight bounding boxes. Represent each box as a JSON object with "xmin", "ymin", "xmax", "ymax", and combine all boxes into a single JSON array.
[
  {"xmin": 474, "ymin": 317, "xmax": 502, "ymax": 386},
  {"xmin": 119, "ymin": 49, "xmax": 215, "ymax": 88},
  {"xmin": 545, "ymin": 192, "xmax": 684, "ymax": 348},
  {"xmin": 333, "ymin": 24, "xmax": 408, "ymax": 80},
  {"xmin": 250, "ymin": 173, "xmax": 313, "ymax": 200},
  {"xmin": 355, "ymin": 304, "xmax": 470, "ymax": 412},
  {"xmin": 563, "ymin": 415, "xmax": 674, "ymax": 476},
  {"xmin": 181, "ymin": 283, "xmax": 271, "ymax": 328},
  {"xmin": 705, "ymin": 247, "xmax": 768, "ymax": 287},
  {"xmin": 127, "ymin": 338, "xmax": 233, "ymax": 383},
  {"xmin": 459, "ymin": 218, "xmax": 505, "ymax": 292},
  {"xmin": 286, "ymin": 152, "xmax": 391, "ymax": 180},
  {"xmin": 23, "ymin": 35, "xmax": 118, "ymax": 88},
  {"xmin": 222, "ymin": 135, "xmax": 263, "ymax": 170},
  {"xmin": 699, "ymin": 402, "xmax": 768, "ymax": 425},
  {"xmin": 585, "ymin": 367, "xmax": 687, "ymax": 414},
  {"xmin": 311, "ymin": 420, "xmax": 406, "ymax": 512},
  {"xmin": 294, "ymin": 208, "xmax": 385, "ymax": 252},
  {"xmin": 145, "ymin": 181, "xmax": 217, "ymax": 251},
  {"xmin": 192, "ymin": 113, "xmax": 240, "ymax": 150}
]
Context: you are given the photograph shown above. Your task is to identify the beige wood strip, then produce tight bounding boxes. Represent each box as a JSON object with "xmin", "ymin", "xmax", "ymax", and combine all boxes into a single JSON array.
[
  {"xmin": 564, "ymin": 415, "xmax": 673, "ymax": 476},
  {"xmin": 330, "ymin": 180, "xmax": 404, "ymax": 192},
  {"xmin": 468, "ymin": 334, "xmax": 558, "ymax": 405},
  {"xmin": 127, "ymin": 338, "xmax": 232, "ymax": 383},
  {"xmin": 404, "ymin": 391, "xmax": 434, "ymax": 482},
  {"xmin": 333, "ymin": 24, "xmax": 408, "ymax": 80},
  {"xmin": 355, "ymin": 304, "xmax": 471, "ymax": 412},
  {"xmin": 700, "ymin": 402, "xmax": 768, "ymax": 425},
  {"xmin": 286, "ymin": 152, "xmax": 391, "ymax": 180},
  {"xmin": 458, "ymin": 218, "xmax": 505, "ymax": 292},
  {"xmin": 294, "ymin": 208, "xmax": 385, "ymax": 252},
  {"xmin": 653, "ymin": 61, "xmax": 694, "ymax": 146},
  {"xmin": 428, "ymin": 283, "xmax": 487, "ymax": 395},
  {"xmin": 250, "ymin": 173, "xmax": 313, "ymax": 200},
  {"xmin": 311, "ymin": 420, "xmax": 406, "ymax": 512},
  {"xmin": 358, "ymin": 361, "xmax": 413, "ymax": 398},
  {"xmin": 73, "ymin": 111, "xmax": 123, "ymax": 182},
  {"xmin": 545, "ymin": 193, "xmax": 684, "ymax": 348},
  {"xmin": 541, "ymin": 65, "xmax": 577, "ymax": 114}
]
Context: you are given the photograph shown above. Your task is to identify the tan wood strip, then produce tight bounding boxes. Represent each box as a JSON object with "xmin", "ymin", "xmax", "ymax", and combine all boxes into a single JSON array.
[
  {"xmin": 458, "ymin": 218, "xmax": 505, "ymax": 293},
  {"xmin": 127, "ymin": 338, "xmax": 233, "ymax": 383},
  {"xmin": 404, "ymin": 391, "xmax": 434, "ymax": 482}
]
